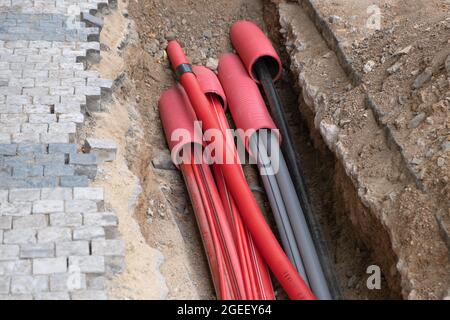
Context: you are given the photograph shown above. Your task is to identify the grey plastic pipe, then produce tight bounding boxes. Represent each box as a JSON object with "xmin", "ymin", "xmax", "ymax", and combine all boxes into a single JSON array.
[
  {"xmin": 249, "ymin": 133, "xmax": 309, "ymax": 283},
  {"xmin": 263, "ymin": 132, "xmax": 331, "ymax": 300}
]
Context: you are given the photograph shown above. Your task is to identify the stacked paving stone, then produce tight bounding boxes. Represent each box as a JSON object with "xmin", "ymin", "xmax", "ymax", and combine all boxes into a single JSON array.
[{"xmin": 0, "ymin": 0, "xmax": 123, "ymax": 300}]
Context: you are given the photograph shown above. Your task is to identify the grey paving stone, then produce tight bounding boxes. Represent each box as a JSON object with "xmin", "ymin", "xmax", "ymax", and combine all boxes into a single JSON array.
[
  {"xmin": 33, "ymin": 257, "xmax": 67, "ymax": 274},
  {"xmin": 0, "ymin": 216, "xmax": 12, "ymax": 230},
  {"xmin": 81, "ymin": 12, "xmax": 104, "ymax": 28},
  {"xmin": 37, "ymin": 227, "xmax": 71, "ymax": 243},
  {"xmin": 48, "ymin": 143, "xmax": 77, "ymax": 154},
  {"xmin": 0, "ymin": 260, "xmax": 32, "ymax": 275},
  {"xmin": 60, "ymin": 175, "xmax": 89, "ymax": 187},
  {"xmin": 11, "ymin": 275, "xmax": 48, "ymax": 294},
  {"xmin": 34, "ymin": 153, "xmax": 65, "ymax": 165},
  {"xmin": 83, "ymin": 212, "xmax": 117, "ymax": 227},
  {"xmin": 0, "ymin": 190, "xmax": 8, "ymax": 202},
  {"xmin": 17, "ymin": 144, "xmax": 46, "ymax": 155},
  {"xmin": 9, "ymin": 188, "xmax": 41, "ymax": 202},
  {"xmin": 56, "ymin": 241, "xmax": 89, "ymax": 256},
  {"xmin": 73, "ymin": 187, "xmax": 103, "ymax": 200},
  {"xmin": 69, "ymin": 153, "xmax": 97, "ymax": 165},
  {"xmin": 44, "ymin": 164, "xmax": 74, "ymax": 176},
  {"xmin": 0, "ymin": 144, "xmax": 17, "ymax": 156},
  {"xmin": 3, "ymin": 155, "xmax": 33, "ymax": 166},
  {"xmin": 25, "ymin": 176, "xmax": 58, "ymax": 188},
  {"xmin": 49, "ymin": 212, "xmax": 82, "ymax": 227},
  {"xmin": 68, "ymin": 256, "xmax": 104, "ymax": 273},
  {"xmin": 3, "ymin": 228, "xmax": 36, "ymax": 244},
  {"xmin": 65, "ymin": 199, "xmax": 98, "ymax": 213},
  {"xmin": 84, "ymin": 138, "xmax": 116, "ymax": 162},
  {"xmin": 0, "ymin": 201, "xmax": 32, "ymax": 216},
  {"xmin": 73, "ymin": 164, "xmax": 97, "ymax": 179},
  {"xmin": 33, "ymin": 291, "xmax": 70, "ymax": 300},
  {"xmin": 33, "ymin": 200, "xmax": 64, "ymax": 213},
  {"xmin": 20, "ymin": 243, "xmax": 54, "ymax": 259},
  {"xmin": 13, "ymin": 214, "xmax": 48, "ymax": 229},
  {"xmin": 40, "ymin": 188, "xmax": 73, "ymax": 201},
  {"xmin": 50, "ymin": 272, "xmax": 86, "ymax": 292},
  {"xmin": 12, "ymin": 164, "xmax": 44, "ymax": 178},
  {"xmin": 0, "ymin": 294, "xmax": 33, "ymax": 300},
  {"xmin": 0, "ymin": 245, "xmax": 20, "ymax": 261},
  {"xmin": 91, "ymin": 239, "xmax": 125, "ymax": 256},
  {"xmin": 0, "ymin": 276, "xmax": 10, "ymax": 294},
  {"xmin": 71, "ymin": 290, "xmax": 107, "ymax": 300},
  {"xmin": 72, "ymin": 226, "xmax": 105, "ymax": 240}
]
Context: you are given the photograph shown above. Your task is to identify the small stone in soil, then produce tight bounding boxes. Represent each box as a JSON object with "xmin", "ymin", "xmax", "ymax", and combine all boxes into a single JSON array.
[
  {"xmin": 435, "ymin": 213, "xmax": 450, "ymax": 251},
  {"xmin": 394, "ymin": 45, "xmax": 413, "ymax": 56},
  {"xmin": 347, "ymin": 275, "xmax": 358, "ymax": 288},
  {"xmin": 398, "ymin": 95, "xmax": 408, "ymax": 105},
  {"xmin": 328, "ymin": 15, "xmax": 341, "ymax": 24},
  {"xmin": 445, "ymin": 54, "xmax": 450, "ymax": 73},
  {"xmin": 203, "ymin": 30, "xmax": 213, "ymax": 39},
  {"xmin": 411, "ymin": 157, "xmax": 423, "ymax": 165},
  {"xmin": 152, "ymin": 154, "xmax": 176, "ymax": 170},
  {"xmin": 205, "ymin": 57, "xmax": 218, "ymax": 71},
  {"xmin": 387, "ymin": 61, "xmax": 402, "ymax": 75},
  {"xmin": 441, "ymin": 141, "xmax": 450, "ymax": 152},
  {"xmin": 165, "ymin": 31, "xmax": 176, "ymax": 41},
  {"xmin": 413, "ymin": 67, "xmax": 432, "ymax": 89},
  {"xmin": 363, "ymin": 60, "xmax": 376, "ymax": 73},
  {"xmin": 146, "ymin": 40, "xmax": 159, "ymax": 54},
  {"xmin": 408, "ymin": 112, "xmax": 426, "ymax": 129},
  {"xmin": 100, "ymin": 43, "xmax": 110, "ymax": 52}
]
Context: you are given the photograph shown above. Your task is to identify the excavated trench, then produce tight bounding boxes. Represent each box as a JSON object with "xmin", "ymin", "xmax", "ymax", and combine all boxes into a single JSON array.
[{"xmin": 89, "ymin": 0, "xmax": 402, "ymax": 299}]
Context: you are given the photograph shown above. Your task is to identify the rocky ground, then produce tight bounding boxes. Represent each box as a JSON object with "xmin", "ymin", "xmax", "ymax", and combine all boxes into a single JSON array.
[{"xmin": 279, "ymin": 0, "xmax": 449, "ymax": 299}]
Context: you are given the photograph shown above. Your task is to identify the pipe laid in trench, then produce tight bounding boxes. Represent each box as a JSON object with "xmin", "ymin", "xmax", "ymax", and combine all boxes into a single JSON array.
[
  {"xmin": 159, "ymin": 86, "xmax": 247, "ymax": 299},
  {"xmin": 230, "ymin": 20, "xmax": 340, "ymax": 299},
  {"xmin": 263, "ymin": 131, "xmax": 331, "ymax": 300},
  {"xmin": 249, "ymin": 132, "xmax": 308, "ymax": 282},
  {"xmin": 192, "ymin": 65, "xmax": 274, "ymax": 299},
  {"xmin": 218, "ymin": 52, "xmax": 331, "ymax": 299},
  {"xmin": 209, "ymin": 98, "xmax": 275, "ymax": 300},
  {"xmin": 166, "ymin": 41, "xmax": 315, "ymax": 300}
]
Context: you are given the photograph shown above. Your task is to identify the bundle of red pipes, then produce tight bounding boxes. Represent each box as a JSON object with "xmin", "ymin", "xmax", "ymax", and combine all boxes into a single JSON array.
[{"xmin": 158, "ymin": 21, "xmax": 322, "ymax": 300}]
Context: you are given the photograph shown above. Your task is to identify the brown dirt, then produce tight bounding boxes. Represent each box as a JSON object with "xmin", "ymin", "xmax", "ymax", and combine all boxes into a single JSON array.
[{"xmin": 280, "ymin": 0, "xmax": 449, "ymax": 299}]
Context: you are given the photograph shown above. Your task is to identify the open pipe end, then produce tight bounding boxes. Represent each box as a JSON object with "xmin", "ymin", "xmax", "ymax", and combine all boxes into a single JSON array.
[
  {"xmin": 192, "ymin": 65, "xmax": 228, "ymax": 111},
  {"xmin": 230, "ymin": 20, "xmax": 282, "ymax": 83},
  {"xmin": 159, "ymin": 86, "xmax": 203, "ymax": 167}
]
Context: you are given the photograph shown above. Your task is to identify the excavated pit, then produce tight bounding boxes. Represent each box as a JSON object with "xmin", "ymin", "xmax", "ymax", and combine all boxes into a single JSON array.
[{"xmin": 87, "ymin": 0, "xmax": 404, "ymax": 299}]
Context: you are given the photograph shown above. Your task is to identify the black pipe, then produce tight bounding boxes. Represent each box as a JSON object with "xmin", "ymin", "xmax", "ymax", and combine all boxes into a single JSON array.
[{"xmin": 254, "ymin": 60, "xmax": 341, "ymax": 299}]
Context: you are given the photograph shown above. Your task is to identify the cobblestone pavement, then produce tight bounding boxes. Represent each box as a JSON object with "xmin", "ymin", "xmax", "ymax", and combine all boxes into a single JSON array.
[{"xmin": 0, "ymin": 0, "xmax": 124, "ymax": 300}]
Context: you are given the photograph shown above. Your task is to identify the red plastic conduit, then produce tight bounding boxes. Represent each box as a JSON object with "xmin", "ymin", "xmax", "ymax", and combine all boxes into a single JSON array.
[
  {"xmin": 230, "ymin": 20, "xmax": 282, "ymax": 83},
  {"xmin": 166, "ymin": 41, "xmax": 315, "ymax": 300},
  {"xmin": 193, "ymin": 65, "xmax": 274, "ymax": 300},
  {"xmin": 159, "ymin": 86, "xmax": 246, "ymax": 299}
]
